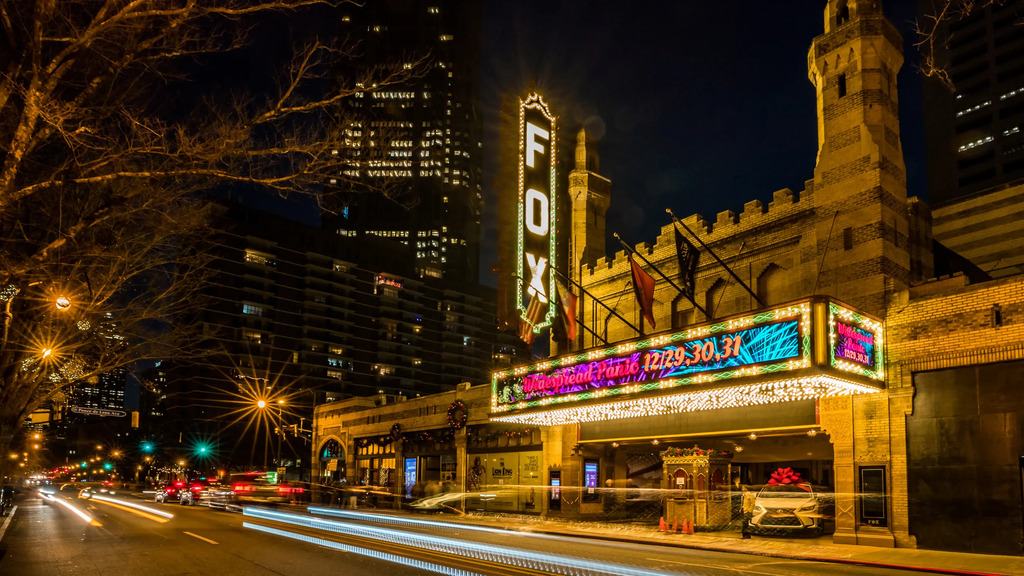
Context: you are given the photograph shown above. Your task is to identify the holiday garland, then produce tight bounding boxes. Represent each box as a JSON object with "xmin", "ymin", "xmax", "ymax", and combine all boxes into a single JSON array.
[{"xmin": 660, "ymin": 445, "xmax": 733, "ymax": 458}]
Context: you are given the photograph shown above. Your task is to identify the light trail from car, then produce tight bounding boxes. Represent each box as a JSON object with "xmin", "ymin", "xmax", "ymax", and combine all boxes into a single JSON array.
[
  {"xmin": 42, "ymin": 493, "xmax": 102, "ymax": 527},
  {"xmin": 309, "ymin": 507, "xmax": 542, "ymax": 538},
  {"xmin": 88, "ymin": 494, "xmax": 174, "ymax": 522},
  {"xmin": 244, "ymin": 522, "xmax": 485, "ymax": 576},
  {"xmin": 245, "ymin": 507, "xmax": 676, "ymax": 576}
]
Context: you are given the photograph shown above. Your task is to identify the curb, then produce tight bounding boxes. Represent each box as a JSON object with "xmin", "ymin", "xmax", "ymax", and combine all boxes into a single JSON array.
[
  {"xmin": 516, "ymin": 525, "xmax": 1009, "ymax": 576},
  {"xmin": 0, "ymin": 506, "xmax": 17, "ymax": 543}
]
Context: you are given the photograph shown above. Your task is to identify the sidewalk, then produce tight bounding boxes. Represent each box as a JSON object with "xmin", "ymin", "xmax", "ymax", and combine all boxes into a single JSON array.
[{"xmin": 435, "ymin": 513, "xmax": 1024, "ymax": 576}]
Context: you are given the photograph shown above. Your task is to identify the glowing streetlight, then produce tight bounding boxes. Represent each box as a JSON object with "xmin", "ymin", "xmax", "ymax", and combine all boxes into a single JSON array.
[
  {"xmin": 56, "ymin": 296, "xmax": 71, "ymax": 310},
  {"xmin": 257, "ymin": 400, "xmax": 266, "ymax": 409},
  {"xmin": 41, "ymin": 348, "xmax": 52, "ymax": 359}
]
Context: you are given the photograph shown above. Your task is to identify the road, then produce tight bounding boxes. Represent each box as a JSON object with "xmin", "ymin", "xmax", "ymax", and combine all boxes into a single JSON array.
[{"xmin": 0, "ymin": 488, "xmax": 922, "ymax": 576}]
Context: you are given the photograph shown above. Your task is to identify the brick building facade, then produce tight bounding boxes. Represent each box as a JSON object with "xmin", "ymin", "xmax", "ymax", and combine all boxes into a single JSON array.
[{"xmin": 312, "ymin": 0, "xmax": 1023, "ymax": 555}]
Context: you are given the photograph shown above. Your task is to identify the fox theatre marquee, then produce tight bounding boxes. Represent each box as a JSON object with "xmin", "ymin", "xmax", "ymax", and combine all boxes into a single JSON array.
[
  {"xmin": 490, "ymin": 297, "xmax": 884, "ymax": 426},
  {"xmin": 516, "ymin": 93, "xmax": 557, "ymax": 336}
]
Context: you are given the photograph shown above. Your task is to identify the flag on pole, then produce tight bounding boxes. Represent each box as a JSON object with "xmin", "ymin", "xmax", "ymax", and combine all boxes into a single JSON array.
[
  {"xmin": 555, "ymin": 279, "xmax": 578, "ymax": 342},
  {"xmin": 519, "ymin": 293, "xmax": 544, "ymax": 344},
  {"xmin": 674, "ymin": 226, "xmax": 700, "ymax": 299},
  {"xmin": 629, "ymin": 254, "xmax": 656, "ymax": 330}
]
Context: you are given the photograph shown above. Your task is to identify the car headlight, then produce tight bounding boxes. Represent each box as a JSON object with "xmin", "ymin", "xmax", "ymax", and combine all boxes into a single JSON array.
[{"xmin": 797, "ymin": 503, "xmax": 816, "ymax": 512}]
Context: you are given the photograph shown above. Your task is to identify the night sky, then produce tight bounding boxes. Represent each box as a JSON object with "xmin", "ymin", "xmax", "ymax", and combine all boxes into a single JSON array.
[{"xmin": 478, "ymin": 0, "xmax": 927, "ymax": 283}]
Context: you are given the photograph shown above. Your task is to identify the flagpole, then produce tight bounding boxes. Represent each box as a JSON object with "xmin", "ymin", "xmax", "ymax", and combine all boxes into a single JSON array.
[
  {"xmin": 551, "ymin": 266, "xmax": 641, "ymax": 337},
  {"xmin": 613, "ymin": 233, "xmax": 709, "ymax": 319},
  {"xmin": 666, "ymin": 209, "xmax": 766, "ymax": 308}
]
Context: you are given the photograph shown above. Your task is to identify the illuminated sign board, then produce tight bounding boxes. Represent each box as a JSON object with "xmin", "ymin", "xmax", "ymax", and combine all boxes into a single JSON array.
[
  {"xmin": 491, "ymin": 297, "xmax": 884, "ymax": 426},
  {"xmin": 516, "ymin": 93, "xmax": 557, "ymax": 334},
  {"xmin": 828, "ymin": 302, "xmax": 884, "ymax": 380},
  {"xmin": 514, "ymin": 319, "xmax": 802, "ymax": 403},
  {"xmin": 376, "ymin": 275, "xmax": 403, "ymax": 290},
  {"xmin": 494, "ymin": 303, "xmax": 811, "ymax": 410}
]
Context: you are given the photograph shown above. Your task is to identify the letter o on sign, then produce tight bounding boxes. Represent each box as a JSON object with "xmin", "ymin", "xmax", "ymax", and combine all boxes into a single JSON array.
[{"xmin": 525, "ymin": 188, "xmax": 549, "ymax": 236}]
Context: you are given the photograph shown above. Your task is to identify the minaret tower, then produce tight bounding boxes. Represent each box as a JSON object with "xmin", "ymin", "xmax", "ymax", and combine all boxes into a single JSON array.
[
  {"xmin": 808, "ymin": 0, "xmax": 910, "ymax": 316},
  {"xmin": 568, "ymin": 129, "xmax": 611, "ymax": 282}
]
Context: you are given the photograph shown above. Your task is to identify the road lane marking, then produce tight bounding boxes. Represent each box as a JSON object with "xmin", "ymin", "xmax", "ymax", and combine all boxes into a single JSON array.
[
  {"xmin": 0, "ymin": 505, "xmax": 17, "ymax": 541},
  {"xmin": 184, "ymin": 531, "xmax": 219, "ymax": 544}
]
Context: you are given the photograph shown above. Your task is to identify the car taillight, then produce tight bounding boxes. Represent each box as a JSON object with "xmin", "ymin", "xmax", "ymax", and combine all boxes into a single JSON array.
[
  {"xmin": 277, "ymin": 486, "xmax": 291, "ymax": 494},
  {"xmin": 165, "ymin": 487, "xmax": 175, "ymax": 494},
  {"xmin": 191, "ymin": 485, "xmax": 203, "ymax": 492},
  {"xmin": 233, "ymin": 484, "xmax": 250, "ymax": 492}
]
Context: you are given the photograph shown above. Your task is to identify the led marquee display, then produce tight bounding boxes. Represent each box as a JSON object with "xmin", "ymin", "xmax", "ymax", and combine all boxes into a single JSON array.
[
  {"xmin": 506, "ymin": 318, "xmax": 802, "ymax": 405},
  {"xmin": 516, "ymin": 93, "xmax": 557, "ymax": 333},
  {"xmin": 828, "ymin": 302, "xmax": 884, "ymax": 380},
  {"xmin": 490, "ymin": 297, "xmax": 885, "ymax": 426}
]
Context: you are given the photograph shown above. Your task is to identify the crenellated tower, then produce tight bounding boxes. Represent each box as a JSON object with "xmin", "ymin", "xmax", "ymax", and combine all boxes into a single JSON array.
[
  {"xmin": 807, "ymin": 0, "xmax": 911, "ymax": 316},
  {"xmin": 568, "ymin": 129, "xmax": 611, "ymax": 282}
]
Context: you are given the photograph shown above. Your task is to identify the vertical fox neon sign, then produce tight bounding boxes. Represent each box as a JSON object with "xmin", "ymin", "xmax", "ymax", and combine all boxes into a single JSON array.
[{"xmin": 517, "ymin": 94, "xmax": 556, "ymax": 332}]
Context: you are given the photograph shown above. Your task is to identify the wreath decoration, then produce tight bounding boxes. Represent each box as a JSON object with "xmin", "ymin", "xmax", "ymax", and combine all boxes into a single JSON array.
[
  {"xmin": 390, "ymin": 423, "xmax": 402, "ymax": 441},
  {"xmin": 447, "ymin": 400, "xmax": 468, "ymax": 430}
]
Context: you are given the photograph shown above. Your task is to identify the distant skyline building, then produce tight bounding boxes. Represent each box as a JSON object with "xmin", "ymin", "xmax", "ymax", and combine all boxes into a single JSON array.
[
  {"xmin": 921, "ymin": 0, "xmax": 1024, "ymax": 202},
  {"xmin": 920, "ymin": 0, "xmax": 1024, "ymax": 278},
  {"xmin": 165, "ymin": 202, "xmax": 525, "ymax": 466},
  {"xmin": 325, "ymin": 0, "xmax": 482, "ymax": 285}
]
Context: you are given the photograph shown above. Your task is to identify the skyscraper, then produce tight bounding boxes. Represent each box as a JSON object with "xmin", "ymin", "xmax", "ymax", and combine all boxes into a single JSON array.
[
  {"xmin": 921, "ymin": 0, "xmax": 1024, "ymax": 202},
  {"xmin": 920, "ymin": 0, "xmax": 1024, "ymax": 278},
  {"xmin": 325, "ymin": 0, "xmax": 482, "ymax": 285}
]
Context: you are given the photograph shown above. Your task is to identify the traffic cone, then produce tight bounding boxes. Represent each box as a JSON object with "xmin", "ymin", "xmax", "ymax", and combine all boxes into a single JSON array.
[
  {"xmin": 687, "ymin": 519, "xmax": 696, "ymax": 534},
  {"xmin": 658, "ymin": 516, "xmax": 667, "ymax": 532},
  {"xmin": 672, "ymin": 517, "xmax": 679, "ymax": 533}
]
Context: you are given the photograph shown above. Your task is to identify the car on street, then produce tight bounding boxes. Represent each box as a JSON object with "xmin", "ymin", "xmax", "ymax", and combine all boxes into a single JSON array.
[
  {"xmin": 750, "ymin": 482, "xmax": 824, "ymax": 535},
  {"xmin": 178, "ymin": 479, "xmax": 210, "ymax": 506},
  {"xmin": 154, "ymin": 480, "xmax": 185, "ymax": 503}
]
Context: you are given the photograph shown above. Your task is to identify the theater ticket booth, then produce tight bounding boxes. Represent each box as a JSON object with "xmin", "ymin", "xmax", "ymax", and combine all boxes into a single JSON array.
[{"xmin": 490, "ymin": 296, "xmax": 888, "ymax": 544}]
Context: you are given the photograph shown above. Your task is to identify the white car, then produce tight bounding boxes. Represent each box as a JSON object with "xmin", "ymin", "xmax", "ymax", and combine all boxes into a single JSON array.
[{"xmin": 750, "ymin": 483, "xmax": 823, "ymax": 535}]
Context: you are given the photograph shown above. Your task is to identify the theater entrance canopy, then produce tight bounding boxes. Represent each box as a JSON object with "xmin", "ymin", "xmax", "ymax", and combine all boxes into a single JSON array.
[{"xmin": 490, "ymin": 297, "xmax": 884, "ymax": 427}]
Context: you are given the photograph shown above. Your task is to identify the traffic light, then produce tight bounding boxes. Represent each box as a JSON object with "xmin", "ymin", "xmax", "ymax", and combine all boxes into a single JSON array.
[
  {"xmin": 103, "ymin": 462, "xmax": 112, "ymax": 471},
  {"xmin": 141, "ymin": 442, "xmax": 153, "ymax": 453}
]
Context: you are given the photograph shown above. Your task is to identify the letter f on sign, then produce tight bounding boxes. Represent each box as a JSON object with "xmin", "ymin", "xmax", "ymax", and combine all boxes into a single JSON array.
[
  {"xmin": 526, "ymin": 253, "xmax": 548, "ymax": 303},
  {"xmin": 526, "ymin": 123, "xmax": 549, "ymax": 168}
]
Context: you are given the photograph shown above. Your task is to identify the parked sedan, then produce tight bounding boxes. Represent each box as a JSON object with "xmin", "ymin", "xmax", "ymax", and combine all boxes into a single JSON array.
[{"xmin": 750, "ymin": 482, "xmax": 824, "ymax": 535}]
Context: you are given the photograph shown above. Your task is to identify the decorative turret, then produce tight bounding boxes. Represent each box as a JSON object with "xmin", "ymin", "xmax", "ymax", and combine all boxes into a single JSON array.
[
  {"xmin": 568, "ymin": 129, "xmax": 611, "ymax": 282},
  {"xmin": 806, "ymin": 0, "xmax": 913, "ymax": 317}
]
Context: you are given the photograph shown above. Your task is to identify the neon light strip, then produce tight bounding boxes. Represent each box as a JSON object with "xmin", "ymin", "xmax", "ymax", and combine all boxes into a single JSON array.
[
  {"xmin": 244, "ymin": 522, "xmax": 481, "ymax": 576},
  {"xmin": 90, "ymin": 494, "xmax": 174, "ymax": 520},
  {"xmin": 245, "ymin": 508, "xmax": 672, "ymax": 576},
  {"xmin": 490, "ymin": 375, "xmax": 880, "ymax": 426},
  {"xmin": 43, "ymin": 493, "xmax": 101, "ymax": 526}
]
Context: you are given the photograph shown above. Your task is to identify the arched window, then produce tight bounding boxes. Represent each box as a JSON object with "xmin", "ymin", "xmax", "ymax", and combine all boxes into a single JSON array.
[
  {"xmin": 712, "ymin": 468, "xmax": 724, "ymax": 490},
  {"xmin": 705, "ymin": 279, "xmax": 727, "ymax": 320},
  {"xmin": 836, "ymin": 0, "xmax": 850, "ymax": 26},
  {"xmin": 673, "ymin": 469, "xmax": 689, "ymax": 490},
  {"xmin": 757, "ymin": 264, "xmax": 787, "ymax": 306}
]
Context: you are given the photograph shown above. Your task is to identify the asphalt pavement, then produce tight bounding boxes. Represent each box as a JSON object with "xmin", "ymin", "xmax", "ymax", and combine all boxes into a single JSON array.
[{"xmin": 1, "ymin": 488, "xmax": 1020, "ymax": 576}]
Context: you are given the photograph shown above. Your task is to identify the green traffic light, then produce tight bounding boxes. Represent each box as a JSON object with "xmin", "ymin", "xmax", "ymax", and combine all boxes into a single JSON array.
[
  {"xmin": 103, "ymin": 462, "xmax": 112, "ymax": 470},
  {"xmin": 80, "ymin": 462, "xmax": 87, "ymax": 468},
  {"xmin": 141, "ymin": 442, "xmax": 153, "ymax": 452}
]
